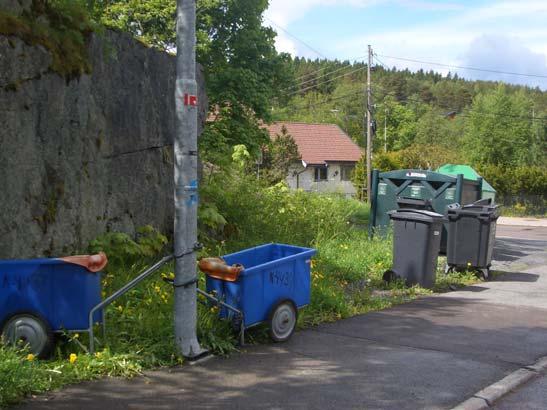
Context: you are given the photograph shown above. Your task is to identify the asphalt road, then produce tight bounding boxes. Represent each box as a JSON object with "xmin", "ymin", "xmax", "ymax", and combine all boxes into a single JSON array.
[{"xmin": 16, "ymin": 224, "xmax": 547, "ymax": 410}]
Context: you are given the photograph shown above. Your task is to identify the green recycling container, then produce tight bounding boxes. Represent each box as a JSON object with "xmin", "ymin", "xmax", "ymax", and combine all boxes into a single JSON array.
[
  {"xmin": 437, "ymin": 164, "xmax": 496, "ymax": 202},
  {"xmin": 369, "ymin": 169, "xmax": 483, "ymax": 253}
]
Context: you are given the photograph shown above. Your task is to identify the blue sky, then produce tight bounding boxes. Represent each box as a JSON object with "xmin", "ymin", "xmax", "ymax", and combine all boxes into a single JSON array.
[{"xmin": 264, "ymin": 0, "xmax": 547, "ymax": 88}]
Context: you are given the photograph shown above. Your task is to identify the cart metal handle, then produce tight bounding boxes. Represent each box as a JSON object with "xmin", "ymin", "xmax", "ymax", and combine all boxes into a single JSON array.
[
  {"xmin": 195, "ymin": 288, "xmax": 246, "ymax": 346},
  {"xmin": 88, "ymin": 254, "xmax": 174, "ymax": 354}
]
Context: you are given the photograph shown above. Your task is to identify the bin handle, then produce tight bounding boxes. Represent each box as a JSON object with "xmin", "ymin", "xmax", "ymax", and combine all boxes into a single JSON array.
[{"xmin": 391, "ymin": 209, "xmax": 441, "ymax": 217}]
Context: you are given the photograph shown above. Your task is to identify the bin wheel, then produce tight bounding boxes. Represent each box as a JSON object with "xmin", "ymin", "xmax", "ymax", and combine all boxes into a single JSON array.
[
  {"xmin": 479, "ymin": 268, "xmax": 490, "ymax": 281},
  {"xmin": 1, "ymin": 313, "xmax": 54, "ymax": 359},
  {"xmin": 268, "ymin": 300, "xmax": 297, "ymax": 343},
  {"xmin": 383, "ymin": 270, "xmax": 397, "ymax": 283}
]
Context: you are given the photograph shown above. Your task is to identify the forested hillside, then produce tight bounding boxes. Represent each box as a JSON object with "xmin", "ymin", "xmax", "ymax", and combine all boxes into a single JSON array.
[{"xmin": 276, "ymin": 58, "xmax": 546, "ymax": 166}]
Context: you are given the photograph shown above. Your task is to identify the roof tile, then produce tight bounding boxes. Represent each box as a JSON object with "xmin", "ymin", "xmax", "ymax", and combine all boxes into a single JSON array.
[{"xmin": 266, "ymin": 122, "xmax": 363, "ymax": 165}]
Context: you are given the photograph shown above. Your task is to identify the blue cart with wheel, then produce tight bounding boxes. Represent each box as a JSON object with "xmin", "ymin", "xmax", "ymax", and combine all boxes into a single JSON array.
[
  {"xmin": 0, "ymin": 256, "xmax": 105, "ymax": 358},
  {"xmin": 202, "ymin": 243, "xmax": 316, "ymax": 343}
]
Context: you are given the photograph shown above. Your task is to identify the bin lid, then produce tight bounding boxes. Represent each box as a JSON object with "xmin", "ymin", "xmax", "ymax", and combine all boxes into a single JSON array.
[
  {"xmin": 388, "ymin": 209, "xmax": 444, "ymax": 223},
  {"xmin": 448, "ymin": 204, "xmax": 500, "ymax": 219},
  {"xmin": 436, "ymin": 164, "xmax": 496, "ymax": 193},
  {"xmin": 447, "ymin": 198, "xmax": 500, "ymax": 219}
]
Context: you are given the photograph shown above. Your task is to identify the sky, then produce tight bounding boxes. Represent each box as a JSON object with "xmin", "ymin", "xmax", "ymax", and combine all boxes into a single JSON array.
[{"xmin": 263, "ymin": 0, "xmax": 547, "ymax": 89}]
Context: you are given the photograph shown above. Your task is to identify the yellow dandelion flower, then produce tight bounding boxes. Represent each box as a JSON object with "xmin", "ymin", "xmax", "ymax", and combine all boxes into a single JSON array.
[
  {"xmin": 69, "ymin": 353, "xmax": 77, "ymax": 364},
  {"xmin": 27, "ymin": 353, "xmax": 35, "ymax": 362},
  {"xmin": 73, "ymin": 333, "xmax": 79, "ymax": 339},
  {"xmin": 95, "ymin": 352, "xmax": 102, "ymax": 359},
  {"xmin": 117, "ymin": 305, "xmax": 123, "ymax": 312}
]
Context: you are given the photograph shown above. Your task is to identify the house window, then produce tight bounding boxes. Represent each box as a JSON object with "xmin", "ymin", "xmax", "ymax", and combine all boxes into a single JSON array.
[
  {"xmin": 314, "ymin": 167, "xmax": 327, "ymax": 181},
  {"xmin": 340, "ymin": 165, "xmax": 354, "ymax": 181}
]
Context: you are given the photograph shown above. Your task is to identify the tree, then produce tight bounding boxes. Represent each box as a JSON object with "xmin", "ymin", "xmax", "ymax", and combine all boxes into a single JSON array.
[
  {"xmin": 463, "ymin": 84, "xmax": 543, "ymax": 167},
  {"xmin": 99, "ymin": 0, "xmax": 292, "ymax": 158},
  {"xmin": 260, "ymin": 126, "xmax": 301, "ymax": 185}
]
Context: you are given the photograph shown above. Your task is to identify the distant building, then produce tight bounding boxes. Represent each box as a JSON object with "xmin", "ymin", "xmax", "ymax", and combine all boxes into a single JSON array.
[{"xmin": 266, "ymin": 122, "xmax": 363, "ymax": 197}]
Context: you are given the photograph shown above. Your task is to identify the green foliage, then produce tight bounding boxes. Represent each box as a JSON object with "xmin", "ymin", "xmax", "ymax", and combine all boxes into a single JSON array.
[
  {"xmin": 99, "ymin": 0, "xmax": 176, "ymax": 49},
  {"xmin": 88, "ymin": 225, "xmax": 167, "ymax": 269},
  {"xmin": 231, "ymin": 144, "xmax": 251, "ymax": 169},
  {"xmin": 100, "ymin": 0, "xmax": 291, "ymax": 157},
  {"xmin": 477, "ymin": 165, "xmax": 547, "ymax": 197},
  {"xmin": 463, "ymin": 84, "xmax": 545, "ymax": 167},
  {"xmin": 0, "ymin": 0, "xmax": 98, "ymax": 78},
  {"xmin": 260, "ymin": 126, "xmax": 301, "ymax": 185},
  {"xmin": 199, "ymin": 169, "xmax": 367, "ymax": 251},
  {"xmin": 351, "ymin": 156, "xmax": 367, "ymax": 201},
  {"xmin": 373, "ymin": 143, "xmax": 462, "ymax": 171}
]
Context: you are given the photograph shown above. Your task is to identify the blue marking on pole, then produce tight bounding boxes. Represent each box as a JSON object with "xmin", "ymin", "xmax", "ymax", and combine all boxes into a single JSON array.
[{"xmin": 185, "ymin": 180, "xmax": 199, "ymax": 205}]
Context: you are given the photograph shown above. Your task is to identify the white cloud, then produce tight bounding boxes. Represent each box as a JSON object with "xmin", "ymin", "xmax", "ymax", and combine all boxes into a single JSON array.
[
  {"xmin": 332, "ymin": 0, "xmax": 547, "ymax": 87},
  {"xmin": 461, "ymin": 35, "xmax": 547, "ymax": 88},
  {"xmin": 264, "ymin": 0, "xmax": 382, "ymax": 57}
]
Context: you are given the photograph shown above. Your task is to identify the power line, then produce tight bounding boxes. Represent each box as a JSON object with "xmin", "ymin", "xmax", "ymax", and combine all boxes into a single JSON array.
[
  {"xmin": 376, "ymin": 54, "xmax": 547, "ymax": 80},
  {"xmin": 282, "ymin": 89, "xmax": 365, "ymax": 112},
  {"xmin": 293, "ymin": 65, "xmax": 330, "ymax": 82},
  {"xmin": 264, "ymin": 17, "xmax": 327, "ymax": 59},
  {"xmin": 286, "ymin": 64, "xmax": 358, "ymax": 91},
  {"xmin": 373, "ymin": 54, "xmax": 391, "ymax": 72},
  {"xmin": 285, "ymin": 66, "xmax": 366, "ymax": 96}
]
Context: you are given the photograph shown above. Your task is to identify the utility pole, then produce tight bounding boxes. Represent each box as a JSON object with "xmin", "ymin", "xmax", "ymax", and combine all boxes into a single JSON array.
[
  {"xmin": 366, "ymin": 45, "xmax": 373, "ymax": 202},
  {"xmin": 384, "ymin": 107, "xmax": 388, "ymax": 152},
  {"xmin": 174, "ymin": 0, "xmax": 206, "ymax": 359}
]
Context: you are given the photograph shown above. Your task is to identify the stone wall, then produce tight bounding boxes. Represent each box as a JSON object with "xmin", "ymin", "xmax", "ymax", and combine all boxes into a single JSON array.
[{"xmin": 0, "ymin": 29, "xmax": 207, "ymax": 258}]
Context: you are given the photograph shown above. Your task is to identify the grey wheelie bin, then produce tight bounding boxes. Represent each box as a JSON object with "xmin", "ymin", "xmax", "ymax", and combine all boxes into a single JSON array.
[
  {"xmin": 383, "ymin": 209, "xmax": 444, "ymax": 289},
  {"xmin": 446, "ymin": 199, "xmax": 500, "ymax": 279}
]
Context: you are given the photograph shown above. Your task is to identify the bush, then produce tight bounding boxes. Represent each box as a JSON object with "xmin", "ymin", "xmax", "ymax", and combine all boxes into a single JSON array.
[
  {"xmin": 199, "ymin": 169, "xmax": 368, "ymax": 252},
  {"xmin": 477, "ymin": 165, "xmax": 546, "ymax": 215}
]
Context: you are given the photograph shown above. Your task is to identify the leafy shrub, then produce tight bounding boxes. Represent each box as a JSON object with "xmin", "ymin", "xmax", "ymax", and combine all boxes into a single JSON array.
[
  {"xmin": 89, "ymin": 225, "xmax": 167, "ymax": 269},
  {"xmin": 199, "ymin": 169, "xmax": 368, "ymax": 252}
]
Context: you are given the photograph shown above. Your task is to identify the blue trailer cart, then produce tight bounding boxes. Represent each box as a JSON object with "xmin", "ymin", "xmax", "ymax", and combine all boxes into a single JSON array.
[
  {"xmin": 202, "ymin": 243, "xmax": 316, "ymax": 343},
  {"xmin": 0, "ymin": 257, "xmax": 103, "ymax": 358}
]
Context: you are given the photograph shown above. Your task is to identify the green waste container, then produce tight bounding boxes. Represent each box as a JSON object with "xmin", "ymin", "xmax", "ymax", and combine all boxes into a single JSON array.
[
  {"xmin": 369, "ymin": 169, "xmax": 483, "ymax": 253},
  {"xmin": 436, "ymin": 164, "xmax": 496, "ymax": 202}
]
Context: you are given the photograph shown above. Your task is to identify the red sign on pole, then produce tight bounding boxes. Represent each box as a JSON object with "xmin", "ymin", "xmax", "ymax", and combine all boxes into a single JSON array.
[{"xmin": 183, "ymin": 93, "xmax": 198, "ymax": 106}]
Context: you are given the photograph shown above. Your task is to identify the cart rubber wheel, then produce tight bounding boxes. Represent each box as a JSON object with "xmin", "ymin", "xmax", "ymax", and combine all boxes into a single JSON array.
[
  {"xmin": 268, "ymin": 300, "xmax": 297, "ymax": 343},
  {"xmin": 1, "ymin": 314, "xmax": 54, "ymax": 359}
]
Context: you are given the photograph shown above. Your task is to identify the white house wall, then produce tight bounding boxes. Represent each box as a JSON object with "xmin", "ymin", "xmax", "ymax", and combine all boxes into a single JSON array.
[{"xmin": 286, "ymin": 164, "xmax": 357, "ymax": 197}]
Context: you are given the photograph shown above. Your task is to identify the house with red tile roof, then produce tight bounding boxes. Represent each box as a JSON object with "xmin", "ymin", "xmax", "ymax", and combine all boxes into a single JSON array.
[{"xmin": 266, "ymin": 122, "xmax": 363, "ymax": 197}]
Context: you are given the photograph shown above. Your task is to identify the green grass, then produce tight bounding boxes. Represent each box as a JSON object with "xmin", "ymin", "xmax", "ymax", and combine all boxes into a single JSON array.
[{"xmin": 0, "ymin": 178, "xmax": 487, "ymax": 407}]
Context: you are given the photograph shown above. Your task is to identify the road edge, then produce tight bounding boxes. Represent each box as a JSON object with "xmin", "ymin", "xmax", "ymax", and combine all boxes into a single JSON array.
[{"xmin": 451, "ymin": 355, "xmax": 547, "ymax": 409}]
